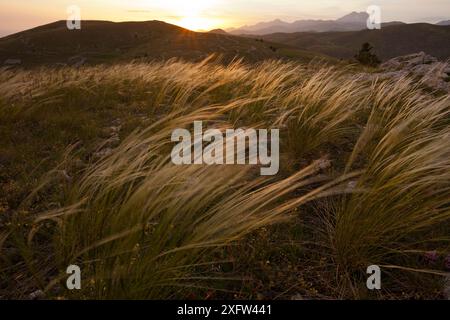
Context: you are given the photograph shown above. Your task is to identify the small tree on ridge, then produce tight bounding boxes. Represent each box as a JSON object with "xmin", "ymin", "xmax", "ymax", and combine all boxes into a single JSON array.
[{"xmin": 355, "ymin": 42, "xmax": 381, "ymax": 67}]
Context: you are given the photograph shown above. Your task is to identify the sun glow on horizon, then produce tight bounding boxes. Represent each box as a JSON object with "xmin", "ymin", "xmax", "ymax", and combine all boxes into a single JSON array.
[
  {"xmin": 141, "ymin": 0, "xmax": 221, "ymax": 31},
  {"xmin": 3, "ymin": 0, "xmax": 449, "ymax": 37},
  {"xmin": 177, "ymin": 16, "xmax": 219, "ymax": 31}
]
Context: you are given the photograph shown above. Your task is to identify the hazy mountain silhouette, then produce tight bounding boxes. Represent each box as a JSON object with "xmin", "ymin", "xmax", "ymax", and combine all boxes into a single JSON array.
[
  {"xmin": 437, "ymin": 20, "xmax": 450, "ymax": 26},
  {"xmin": 258, "ymin": 23, "xmax": 450, "ymax": 61},
  {"xmin": 336, "ymin": 11, "xmax": 368, "ymax": 23},
  {"xmin": 208, "ymin": 29, "xmax": 228, "ymax": 34},
  {"xmin": 229, "ymin": 12, "xmax": 373, "ymax": 35}
]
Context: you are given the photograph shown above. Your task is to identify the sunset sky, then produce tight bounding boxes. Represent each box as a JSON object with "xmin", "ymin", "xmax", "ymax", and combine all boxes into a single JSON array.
[{"xmin": 0, "ymin": 0, "xmax": 449, "ymax": 36}]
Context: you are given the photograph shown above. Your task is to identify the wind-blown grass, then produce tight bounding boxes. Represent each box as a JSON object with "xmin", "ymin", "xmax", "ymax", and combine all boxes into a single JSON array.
[
  {"xmin": 327, "ymin": 79, "xmax": 450, "ymax": 297},
  {"xmin": 0, "ymin": 57, "xmax": 449, "ymax": 299}
]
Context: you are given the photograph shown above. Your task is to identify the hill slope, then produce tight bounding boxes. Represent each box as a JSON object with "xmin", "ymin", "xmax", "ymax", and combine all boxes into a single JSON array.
[
  {"xmin": 208, "ymin": 29, "xmax": 228, "ymax": 35},
  {"xmin": 0, "ymin": 20, "xmax": 315, "ymax": 66},
  {"xmin": 259, "ymin": 23, "xmax": 450, "ymax": 61}
]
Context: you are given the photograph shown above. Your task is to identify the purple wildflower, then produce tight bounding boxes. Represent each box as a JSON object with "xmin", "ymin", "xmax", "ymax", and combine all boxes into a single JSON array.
[
  {"xmin": 444, "ymin": 255, "xmax": 450, "ymax": 270},
  {"xmin": 424, "ymin": 251, "xmax": 438, "ymax": 264}
]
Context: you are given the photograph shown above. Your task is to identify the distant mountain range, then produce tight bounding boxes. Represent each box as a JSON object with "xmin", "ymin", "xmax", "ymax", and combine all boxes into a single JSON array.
[
  {"xmin": 437, "ymin": 20, "xmax": 450, "ymax": 26},
  {"xmin": 229, "ymin": 12, "xmax": 375, "ymax": 35},
  {"xmin": 228, "ymin": 11, "xmax": 448, "ymax": 35},
  {"xmin": 258, "ymin": 23, "xmax": 450, "ymax": 61},
  {"xmin": 2, "ymin": 19, "xmax": 450, "ymax": 68}
]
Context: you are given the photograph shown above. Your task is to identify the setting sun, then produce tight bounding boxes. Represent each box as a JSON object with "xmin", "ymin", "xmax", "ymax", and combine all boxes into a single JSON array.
[
  {"xmin": 177, "ymin": 16, "xmax": 220, "ymax": 31},
  {"xmin": 134, "ymin": 0, "xmax": 220, "ymax": 30},
  {"xmin": 164, "ymin": 0, "xmax": 221, "ymax": 30}
]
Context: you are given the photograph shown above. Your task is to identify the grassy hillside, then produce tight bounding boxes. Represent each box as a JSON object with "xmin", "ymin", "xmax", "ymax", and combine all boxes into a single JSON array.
[
  {"xmin": 0, "ymin": 20, "xmax": 329, "ymax": 66},
  {"xmin": 260, "ymin": 23, "xmax": 450, "ymax": 61},
  {"xmin": 1, "ymin": 57, "xmax": 449, "ymax": 299}
]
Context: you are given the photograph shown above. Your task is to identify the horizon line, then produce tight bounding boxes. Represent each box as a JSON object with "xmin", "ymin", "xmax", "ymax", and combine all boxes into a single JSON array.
[{"xmin": 1, "ymin": 14, "xmax": 449, "ymax": 38}]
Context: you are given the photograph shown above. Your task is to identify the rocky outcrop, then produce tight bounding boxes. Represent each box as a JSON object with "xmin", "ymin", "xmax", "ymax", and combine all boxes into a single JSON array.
[
  {"xmin": 380, "ymin": 52, "xmax": 438, "ymax": 70},
  {"xmin": 377, "ymin": 52, "xmax": 450, "ymax": 92}
]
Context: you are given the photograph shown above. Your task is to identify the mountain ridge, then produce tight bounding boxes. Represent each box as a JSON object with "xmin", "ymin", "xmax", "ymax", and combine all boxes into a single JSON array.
[
  {"xmin": 229, "ymin": 12, "xmax": 450, "ymax": 35},
  {"xmin": 258, "ymin": 23, "xmax": 450, "ymax": 61},
  {"xmin": 229, "ymin": 12, "xmax": 371, "ymax": 35}
]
